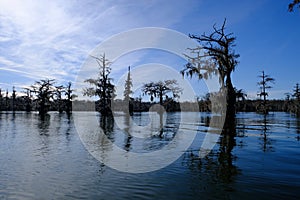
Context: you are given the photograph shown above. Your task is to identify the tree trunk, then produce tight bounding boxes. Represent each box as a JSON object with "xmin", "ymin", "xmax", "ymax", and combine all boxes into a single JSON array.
[
  {"xmin": 159, "ymin": 90, "xmax": 163, "ymax": 106},
  {"xmin": 224, "ymin": 73, "xmax": 236, "ymax": 135}
]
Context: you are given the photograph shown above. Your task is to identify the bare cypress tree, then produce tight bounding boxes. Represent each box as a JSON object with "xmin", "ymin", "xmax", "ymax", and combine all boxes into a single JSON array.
[
  {"xmin": 83, "ymin": 53, "xmax": 115, "ymax": 115},
  {"xmin": 257, "ymin": 70, "xmax": 275, "ymax": 114},
  {"xmin": 181, "ymin": 19, "xmax": 239, "ymax": 132}
]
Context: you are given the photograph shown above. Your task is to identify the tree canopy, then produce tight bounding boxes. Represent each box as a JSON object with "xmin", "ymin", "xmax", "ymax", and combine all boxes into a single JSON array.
[{"xmin": 142, "ymin": 79, "xmax": 182, "ymax": 105}]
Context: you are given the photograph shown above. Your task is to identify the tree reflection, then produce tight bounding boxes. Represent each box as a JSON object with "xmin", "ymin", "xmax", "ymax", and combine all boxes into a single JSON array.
[
  {"xmin": 141, "ymin": 111, "xmax": 180, "ymax": 152},
  {"xmin": 296, "ymin": 117, "xmax": 300, "ymax": 141},
  {"xmin": 185, "ymin": 124, "xmax": 240, "ymax": 184},
  {"xmin": 123, "ymin": 113, "xmax": 132, "ymax": 151},
  {"xmin": 259, "ymin": 114, "xmax": 274, "ymax": 152},
  {"xmin": 38, "ymin": 114, "xmax": 50, "ymax": 135},
  {"xmin": 99, "ymin": 114, "xmax": 115, "ymax": 141},
  {"xmin": 217, "ymin": 133, "xmax": 238, "ymax": 183}
]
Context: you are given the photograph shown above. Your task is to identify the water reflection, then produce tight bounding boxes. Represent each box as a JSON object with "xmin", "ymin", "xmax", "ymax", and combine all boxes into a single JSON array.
[
  {"xmin": 111, "ymin": 112, "xmax": 181, "ymax": 152},
  {"xmin": 259, "ymin": 114, "xmax": 274, "ymax": 152},
  {"xmin": 218, "ymin": 133, "xmax": 238, "ymax": 183},
  {"xmin": 100, "ymin": 114, "xmax": 115, "ymax": 141},
  {"xmin": 123, "ymin": 113, "xmax": 132, "ymax": 151},
  {"xmin": 1, "ymin": 112, "xmax": 300, "ymax": 199},
  {"xmin": 296, "ymin": 117, "xmax": 300, "ymax": 140},
  {"xmin": 37, "ymin": 114, "xmax": 50, "ymax": 136},
  {"xmin": 185, "ymin": 124, "xmax": 239, "ymax": 185}
]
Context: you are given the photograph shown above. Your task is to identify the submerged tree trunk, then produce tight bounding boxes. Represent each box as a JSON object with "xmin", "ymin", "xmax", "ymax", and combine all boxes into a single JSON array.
[{"xmin": 224, "ymin": 74, "xmax": 236, "ymax": 135}]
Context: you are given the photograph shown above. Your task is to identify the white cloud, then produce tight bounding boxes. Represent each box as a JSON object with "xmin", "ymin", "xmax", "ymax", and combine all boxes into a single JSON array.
[{"xmin": 0, "ymin": 0, "xmax": 196, "ymax": 93}]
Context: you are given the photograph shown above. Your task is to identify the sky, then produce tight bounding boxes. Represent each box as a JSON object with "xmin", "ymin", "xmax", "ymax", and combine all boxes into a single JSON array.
[{"xmin": 0, "ymin": 0, "xmax": 299, "ymax": 101}]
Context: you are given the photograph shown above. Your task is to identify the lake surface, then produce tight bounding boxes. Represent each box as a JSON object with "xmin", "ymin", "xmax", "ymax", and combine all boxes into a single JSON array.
[{"xmin": 0, "ymin": 111, "xmax": 299, "ymax": 199}]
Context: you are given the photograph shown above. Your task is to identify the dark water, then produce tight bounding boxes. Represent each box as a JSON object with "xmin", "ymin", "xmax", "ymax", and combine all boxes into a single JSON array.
[{"xmin": 0, "ymin": 112, "xmax": 299, "ymax": 199}]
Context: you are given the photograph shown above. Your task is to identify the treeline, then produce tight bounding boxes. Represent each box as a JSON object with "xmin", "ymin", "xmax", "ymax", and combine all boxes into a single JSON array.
[{"xmin": 0, "ymin": 79, "xmax": 75, "ymax": 115}]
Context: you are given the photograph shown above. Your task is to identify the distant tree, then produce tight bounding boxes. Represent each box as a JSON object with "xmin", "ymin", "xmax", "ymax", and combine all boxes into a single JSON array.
[
  {"xmin": 5, "ymin": 89, "xmax": 8, "ymax": 111},
  {"xmin": 283, "ymin": 92, "xmax": 293, "ymax": 113},
  {"xmin": 292, "ymin": 83, "xmax": 300, "ymax": 116},
  {"xmin": 142, "ymin": 79, "xmax": 182, "ymax": 106},
  {"xmin": 292, "ymin": 83, "xmax": 300, "ymax": 101},
  {"xmin": 124, "ymin": 66, "xmax": 133, "ymax": 102},
  {"xmin": 23, "ymin": 88, "xmax": 32, "ymax": 112},
  {"xmin": 285, "ymin": 92, "xmax": 292, "ymax": 101},
  {"xmin": 12, "ymin": 86, "xmax": 16, "ymax": 112},
  {"xmin": 55, "ymin": 85, "xmax": 64, "ymax": 113},
  {"xmin": 181, "ymin": 19, "xmax": 239, "ymax": 131},
  {"xmin": 257, "ymin": 71, "xmax": 275, "ymax": 114},
  {"xmin": 0, "ymin": 88, "xmax": 2, "ymax": 111},
  {"xmin": 65, "ymin": 82, "xmax": 76, "ymax": 115},
  {"xmin": 31, "ymin": 79, "xmax": 55, "ymax": 115},
  {"xmin": 83, "ymin": 54, "xmax": 115, "ymax": 115},
  {"xmin": 289, "ymin": 0, "xmax": 300, "ymax": 12},
  {"xmin": 123, "ymin": 66, "xmax": 133, "ymax": 115},
  {"xmin": 235, "ymin": 88, "xmax": 247, "ymax": 112},
  {"xmin": 235, "ymin": 88, "xmax": 247, "ymax": 102}
]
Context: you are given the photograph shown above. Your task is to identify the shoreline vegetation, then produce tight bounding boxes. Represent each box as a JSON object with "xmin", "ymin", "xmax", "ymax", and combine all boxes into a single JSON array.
[{"xmin": 0, "ymin": 97, "xmax": 298, "ymax": 114}]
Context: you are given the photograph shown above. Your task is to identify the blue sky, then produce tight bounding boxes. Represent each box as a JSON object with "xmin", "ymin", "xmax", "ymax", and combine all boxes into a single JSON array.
[{"xmin": 0, "ymin": 0, "xmax": 299, "ymax": 100}]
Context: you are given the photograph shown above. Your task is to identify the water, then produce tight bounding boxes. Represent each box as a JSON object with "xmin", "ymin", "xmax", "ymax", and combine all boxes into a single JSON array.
[{"xmin": 0, "ymin": 112, "xmax": 299, "ymax": 199}]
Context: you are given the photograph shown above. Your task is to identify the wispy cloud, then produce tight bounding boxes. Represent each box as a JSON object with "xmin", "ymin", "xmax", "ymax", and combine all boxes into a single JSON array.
[{"xmin": 0, "ymin": 0, "xmax": 197, "ymax": 92}]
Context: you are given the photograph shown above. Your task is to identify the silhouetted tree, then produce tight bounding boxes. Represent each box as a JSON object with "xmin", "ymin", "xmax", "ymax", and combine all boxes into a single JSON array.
[
  {"xmin": 123, "ymin": 66, "xmax": 133, "ymax": 115},
  {"xmin": 142, "ymin": 79, "xmax": 182, "ymax": 106},
  {"xmin": 55, "ymin": 85, "xmax": 64, "ymax": 113},
  {"xmin": 181, "ymin": 19, "xmax": 239, "ymax": 132},
  {"xmin": 257, "ymin": 71, "xmax": 275, "ymax": 114},
  {"xmin": 12, "ymin": 86, "xmax": 16, "ymax": 112},
  {"xmin": 124, "ymin": 66, "xmax": 133, "ymax": 102},
  {"xmin": 235, "ymin": 88, "xmax": 247, "ymax": 112},
  {"xmin": 31, "ymin": 79, "xmax": 55, "ymax": 115},
  {"xmin": 0, "ymin": 88, "xmax": 2, "ymax": 111},
  {"xmin": 292, "ymin": 83, "xmax": 300, "ymax": 115},
  {"xmin": 235, "ymin": 88, "xmax": 247, "ymax": 101},
  {"xmin": 289, "ymin": 0, "xmax": 300, "ymax": 11},
  {"xmin": 23, "ymin": 88, "xmax": 32, "ymax": 112},
  {"xmin": 83, "ymin": 54, "xmax": 115, "ymax": 115},
  {"xmin": 5, "ymin": 89, "xmax": 8, "ymax": 111},
  {"xmin": 65, "ymin": 82, "xmax": 76, "ymax": 115},
  {"xmin": 292, "ymin": 83, "xmax": 300, "ymax": 101}
]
